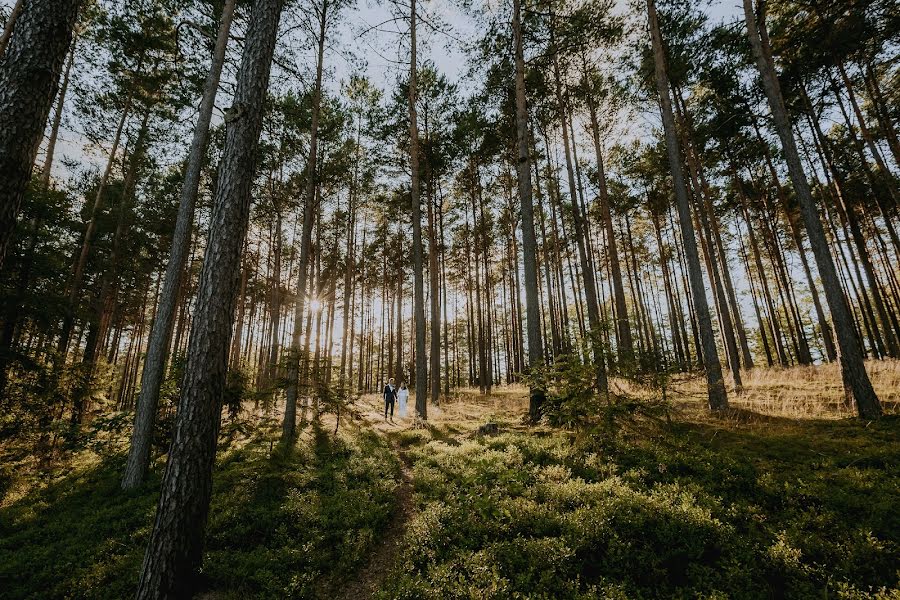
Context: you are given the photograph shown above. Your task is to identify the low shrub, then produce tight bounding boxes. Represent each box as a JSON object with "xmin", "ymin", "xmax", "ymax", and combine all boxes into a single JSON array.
[
  {"xmin": 0, "ymin": 427, "xmax": 401, "ymax": 599},
  {"xmin": 380, "ymin": 420, "xmax": 900, "ymax": 599}
]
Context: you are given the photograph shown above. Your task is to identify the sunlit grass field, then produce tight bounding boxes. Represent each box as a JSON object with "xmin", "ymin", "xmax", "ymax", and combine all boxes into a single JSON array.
[{"xmin": 1, "ymin": 362, "xmax": 898, "ymax": 598}]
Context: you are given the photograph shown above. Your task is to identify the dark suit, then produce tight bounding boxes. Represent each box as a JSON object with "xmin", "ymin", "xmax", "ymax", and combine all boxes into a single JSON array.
[{"xmin": 383, "ymin": 384, "xmax": 397, "ymax": 418}]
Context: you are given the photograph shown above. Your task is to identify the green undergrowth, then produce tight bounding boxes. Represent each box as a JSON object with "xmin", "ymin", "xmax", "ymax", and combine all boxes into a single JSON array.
[
  {"xmin": 0, "ymin": 425, "xmax": 400, "ymax": 599},
  {"xmin": 379, "ymin": 414, "xmax": 900, "ymax": 599}
]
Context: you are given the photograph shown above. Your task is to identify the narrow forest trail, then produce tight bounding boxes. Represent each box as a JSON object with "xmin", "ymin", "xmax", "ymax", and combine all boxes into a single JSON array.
[
  {"xmin": 332, "ymin": 445, "xmax": 414, "ymax": 600},
  {"xmin": 331, "ymin": 397, "xmax": 421, "ymax": 600},
  {"xmin": 331, "ymin": 390, "xmax": 509, "ymax": 598}
]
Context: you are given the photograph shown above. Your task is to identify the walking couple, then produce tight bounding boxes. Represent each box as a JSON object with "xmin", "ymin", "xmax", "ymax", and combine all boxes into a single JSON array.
[{"xmin": 383, "ymin": 378, "xmax": 409, "ymax": 422}]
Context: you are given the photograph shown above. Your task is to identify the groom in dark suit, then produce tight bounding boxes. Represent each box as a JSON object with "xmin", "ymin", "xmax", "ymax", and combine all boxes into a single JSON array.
[{"xmin": 383, "ymin": 378, "xmax": 397, "ymax": 421}]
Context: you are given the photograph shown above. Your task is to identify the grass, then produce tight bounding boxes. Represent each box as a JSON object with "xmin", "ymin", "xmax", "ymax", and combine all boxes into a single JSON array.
[
  {"xmin": 1, "ymin": 363, "xmax": 899, "ymax": 599},
  {"xmin": 667, "ymin": 359, "xmax": 900, "ymax": 419},
  {"xmin": 0, "ymin": 424, "xmax": 401, "ymax": 600},
  {"xmin": 378, "ymin": 419, "xmax": 900, "ymax": 598},
  {"xmin": 372, "ymin": 367, "xmax": 900, "ymax": 600}
]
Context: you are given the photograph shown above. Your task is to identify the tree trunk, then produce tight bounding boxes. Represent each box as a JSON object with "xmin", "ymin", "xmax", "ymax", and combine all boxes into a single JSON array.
[
  {"xmin": 427, "ymin": 174, "xmax": 440, "ymax": 404},
  {"xmin": 409, "ymin": 0, "xmax": 426, "ymax": 419},
  {"xmin": 586, "ymin": 93, "xmax": 632, "ymax": 363},
  {"xmin": 0, "ymin": 0, "xmax": 81, "ymax": 269},
  {"xmin": 283, "ymin": 0, "xmax": 328, "ymax": 439},
  {"xmin": 59, "ymin": 90, "xmax": 134, "ymax": 355},
  {"xmin": 512, "ymin": 0, "xmax": 545, "ymax": 418},
  {"xmin": 677, "ymin": 116, "xmax": 742, "ymax": 387},
  {"xmin": 862, "ymin": 61, "xmax": 900, "ymax": 171},
  {"xmin": 0, "ymin": 0, "xmax": 24, "ymax": 58},
  {"xmin": 122, "ymin": 0, "xmax": 235, "ymax": 490},
  {"xmin": 439, "ymin": 188, "xmax": 450, "ymax": 394},
  {"xmin": 743, "ymin": 0, "xmax": 880, "ymax": 418},
  {"xmin": 648, "ymin": 0, "xmax": 727, "ymax": 410},
  {"xmin": 134, "ymin": 1, "xmax": 283, "ymax": 596},
  {"xmin": 41, "ymin": 39, "xmax": 74, "ymax": 186}
]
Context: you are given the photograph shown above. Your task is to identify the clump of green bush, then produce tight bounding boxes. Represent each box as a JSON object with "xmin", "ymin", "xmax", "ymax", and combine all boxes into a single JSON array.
[
  {"xmin": 380, "ymin": 424, "xmax": 900, "ymax": 599},
  {"xmin": 204, "ymin": 428, "xmax": 400, "ymax": 598}
]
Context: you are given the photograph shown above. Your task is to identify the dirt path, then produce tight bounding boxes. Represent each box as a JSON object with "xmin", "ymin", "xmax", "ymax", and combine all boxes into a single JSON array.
[
  {"xmin": 332, "ymin": 434, "xmax": 415, "ymax": 600},
  {"xmin": 332, "ymin": 391, "xmax": 519, "ymax": 599},
  {"xmin": 333, "ymin": 394, "xmax": 421, "ymax": 599}
]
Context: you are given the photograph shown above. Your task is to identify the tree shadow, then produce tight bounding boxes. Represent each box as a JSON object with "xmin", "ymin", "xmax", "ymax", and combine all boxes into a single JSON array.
[{"xmin": 0, "ymin": 457, "xmax": 158, "ymax": 599}]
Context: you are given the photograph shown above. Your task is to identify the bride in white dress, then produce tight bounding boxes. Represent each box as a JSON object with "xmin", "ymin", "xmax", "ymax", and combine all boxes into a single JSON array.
[{"xmin": 397, "ymin": 383, "xmax": 409, "ymax": 418}]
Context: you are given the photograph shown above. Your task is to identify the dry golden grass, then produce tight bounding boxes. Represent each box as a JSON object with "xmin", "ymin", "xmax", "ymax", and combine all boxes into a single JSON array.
[
  {"xmin": 348, "ymin": 361, "xmax": 900, "ymax": 434},
  {"xmin": 349, "ymin": 384, "xmax": 530, "ymax": 439},
  {"xmin": 662, "ymin": 359, "xmax": 900, "ymax": 421}
]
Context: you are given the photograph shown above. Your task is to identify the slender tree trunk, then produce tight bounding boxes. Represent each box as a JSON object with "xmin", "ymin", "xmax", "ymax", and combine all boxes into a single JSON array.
[
  {"xmin": 862, "ymin": 61, "xmax": 900, "ymax": 171},
  {"xmin": 265, "ymin": 208, "xmax": 283, "ymax": 387},
  {"xmin": 41, "ymin": 40, "xmax": 74, "ymax": 186},
  {"xmin": 283, "ymin": 0, "xmax": 328, "ymax": 438},
  {"xmin": 135, "ymin": 0, "xmax": 283, "ymax": 596},
  {"xmin": 680, "ymin": 130, "xmax": 742, "ymax": 387},
  {"xmin": 651, "ymin": 210, "xmax": 686, "ymax": 367},
  {"xmin": 409, "ymin": 0, "xmax": 426, "ymax": 419},
  {"xmin": 743, "ymin": 0, "xmax": 880, "ymax": 418},
  {"xmin": 512, "ymin": 0, "xmax": 545, "ymax": 418},
  {"xmin": 0, "ymin": 0, "xmax": 24, "ymax": 58},
  {"xmin": 476, "ymin": 173, "xmax": 495, "ymax": 393},
  {"xmin": 395, "ymin": 241, "xmax": 404, "ymax": 383},
  {"xmin": 838, "ymin": 63, "xmax": 899, "ymax": 195},
  {"xmin": 122, "ymin": 0, "xmax": 236, "ymax": 490},
  {"xmin": 59, "ymin": 91, "xmax": 133, "ymax": 355},
  {"xmin": 439, "ymin": 189, "xmax": 450, "ymax": 394},
  {"xmin": 751, "ymin": 136, "xmax": 837, "ymax": 361},
  {"xmin": 586, "ymin": 94, "xmax": 631, "ymax": 362},
  {"xmin": 427, "ymin": 175, "xmax": 440, "ymax": 404},
  {"xmin": 340, "ymin": 177, "xmax": 357, "ymax": 385},
  {"xmin": 648, "ymin": 0, "xmax": 727, "ymax": 409}
]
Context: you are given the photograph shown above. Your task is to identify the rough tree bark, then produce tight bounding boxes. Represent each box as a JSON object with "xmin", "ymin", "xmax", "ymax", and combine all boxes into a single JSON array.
[
  {"xmin": 0, "ymin": 0, "xmax": 81, "ymax": 270},
  {"xmin": 122, "ymin": 0, "xmax": 236, "ymax": 490},
  {"xmin": 513, "ymin": 0, "xmax": 545, "ymax": 419},
  {"xmin": 647, "ymin": 0, "xmax": 727, "ymax": 410},
  {"xmin": 409, "ymin": 0, "xmax": 427, "ymax": 419},
  {"xmin": 134, "ymin": 1, "xmax": 284, "ymax": 596}
]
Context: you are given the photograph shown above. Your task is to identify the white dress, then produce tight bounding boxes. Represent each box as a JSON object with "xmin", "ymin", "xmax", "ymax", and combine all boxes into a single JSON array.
[{"xmin": 397, "ymin": 388, "xmax": 409, "ymax": 417}]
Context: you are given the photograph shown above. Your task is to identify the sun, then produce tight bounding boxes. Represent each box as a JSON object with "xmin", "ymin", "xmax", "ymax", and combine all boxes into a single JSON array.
[{"xmin": 309, "ymin": 298, "xmax": 323, "ymax": 312}]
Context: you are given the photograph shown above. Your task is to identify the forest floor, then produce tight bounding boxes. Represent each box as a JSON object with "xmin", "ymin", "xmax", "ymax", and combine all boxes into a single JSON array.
[{"xmin": 1, "ymin": 362, "xmax": 899, "ymax": 598}]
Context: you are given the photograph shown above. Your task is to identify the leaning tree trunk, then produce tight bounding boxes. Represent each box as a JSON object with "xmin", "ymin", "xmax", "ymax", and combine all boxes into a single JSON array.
[
  {"xmin": 743, "ymin": 0, "xmax": 880, "ymax": 419},
  {"xmin": 134, "ymin": 1, "xmax": 283, "ymax": 597},
  {"xmin": 409, "ymin": 0, "xmax": 427, "ymax": 419},
  {"xmin": 122, "ymin": 0, "xmax": 236, "ymax": 490},
  {"xmin": 41, "ymin": 40, "xmax": 74, "ymax": 186},
  {"xmin": 0, "ymin": 0, "xmax": 81, "ymax": 270},
  {"xmin": 647, "ymin": 0, "xmax": 727, "ymax": 410},
  {"xmin": 0, "ymin": 0, "xmax": 24, "ymax": 58},
  {"xmin": 58, "ymin": 90, "xmax": 133, "ymax": 356},
  {"xmin": 587, "ymin": 92, "xmax": 633, "ymax": 363}
]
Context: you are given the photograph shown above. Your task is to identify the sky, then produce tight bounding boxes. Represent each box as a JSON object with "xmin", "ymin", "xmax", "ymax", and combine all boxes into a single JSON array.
[
  {"xmin": 2, "ymin": 0, "xmax": 811, "ymax": 361},
  {"xmin": 0, "ymin": 0, "xmax": 746, "ymax": 181}
]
